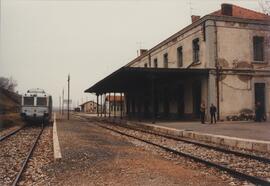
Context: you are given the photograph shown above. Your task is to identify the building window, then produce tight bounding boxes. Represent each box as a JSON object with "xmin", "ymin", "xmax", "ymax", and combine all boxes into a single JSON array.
[
  {"xmin": 144, "ymin": 63, "xmax": 148, "ymax": 68},
  {"xmin": 177, "ymin": 47, "xmax": 183, "ymax": 67},
  {"xmin": 253, "ymin": 36, "xmax": 264, "ymax": 61},
  {"xmin": 163, "ymin": 53, "xmax": 168, "ymax": 68},
  {"xmin": 154, "ymin": 58, "xmax": 158, "ymax": 68},
  {"xmin": 193, "ymin": 38, "xmax": 200, "ymax": 63}
]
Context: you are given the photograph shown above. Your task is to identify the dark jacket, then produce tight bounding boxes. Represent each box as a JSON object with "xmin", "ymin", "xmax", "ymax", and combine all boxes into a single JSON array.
[{"xmin": 210, "ymin": 105, "xmax": 217, "ymax": 114}]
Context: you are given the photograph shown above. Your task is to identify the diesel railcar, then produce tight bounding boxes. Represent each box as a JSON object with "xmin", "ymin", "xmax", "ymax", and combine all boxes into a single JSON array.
[{"xmin": 21, "ymin": 88, "xmax": 52, "ymax": 123}]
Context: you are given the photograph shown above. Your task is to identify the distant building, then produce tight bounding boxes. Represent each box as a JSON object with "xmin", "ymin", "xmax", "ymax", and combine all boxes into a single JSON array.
[
  {"xmin": 80, "ymin": 101, "xmax": 99, "ymax": 113},
  {"xmin": 85, "ymin": 4, "xmax": 270, "ymax": 122}
]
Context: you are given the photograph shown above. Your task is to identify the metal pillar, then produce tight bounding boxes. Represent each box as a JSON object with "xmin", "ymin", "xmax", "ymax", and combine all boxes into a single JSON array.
[
  {"xmin": 104, "ymin": 93, "xmax": 106, "ymax": 117},
  {"xmin": 67, "ymin": 74, "xmax": 70, "ymax": 120},
  {"xmin": 114, "ymin": 92, "xmax": 116, "ymax": 118},
  {"xmin": 151, "ymin": 76, "xmax": 156, "ymax": 124},
  {"xmin": 97, "ymin": 94, "xmax": 99, "ymax": 117},
  {"xmin": 62, "ymin": 89, "xmax": 64, "ymax": 115},
  {"xmin": 59, "ymin": 96, "xmax": 61, "ymax": 114},
  {"xmin": 100, "ymin": 94, "xmax": 103, "ymax": 117},
  {"xmin": 120, "ymin": 93, "xmax": 123, "ymax": 119},
  {"xmin": 108, "ymin": 93, "xmax": 111, "ymax": 118}
]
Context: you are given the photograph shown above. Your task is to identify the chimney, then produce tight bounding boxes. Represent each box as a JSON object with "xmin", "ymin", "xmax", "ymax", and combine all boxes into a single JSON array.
[
  {"xmin": 140, "ymin": 49, "xmax": 148, "ymax": 56},
  {"xmin": 221, "ymin": 4, "xmax": 233, "ymax": 16},
  {"xmin": 191, "ymin": 15, "xmax": 200, "ymax": 23}
]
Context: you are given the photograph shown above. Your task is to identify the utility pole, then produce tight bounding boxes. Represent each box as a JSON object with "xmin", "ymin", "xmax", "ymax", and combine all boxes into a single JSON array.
[
  {"xmin": 68, "ymin": 74, "xmax": 70, "ymax": 120},
  {"xmin": 59, "ymin": 96, "xmax": 61, "ymax": 114},
  {"xmin": 62, "ymin": 88, "xmax": 64, "ymax": 115}
]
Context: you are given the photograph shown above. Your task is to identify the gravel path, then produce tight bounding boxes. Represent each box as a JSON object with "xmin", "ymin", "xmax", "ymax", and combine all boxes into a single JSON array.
[
  {"xmin": 46, "ymin": 115, "xmax": 231, "ymax": 186},
  {"xmin": 0, "ymin": 126, "xmax": 40, "ymax": 185}
]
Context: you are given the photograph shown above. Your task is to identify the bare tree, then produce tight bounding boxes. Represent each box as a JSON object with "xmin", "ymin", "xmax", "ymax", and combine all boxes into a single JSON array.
[
  {"xmin": 0, "ymin": 76, "xmax": 17, "ymax": 92},
  {"xmin": 259, "ymin": 0, "xmax": 270, "ymax": 15}
]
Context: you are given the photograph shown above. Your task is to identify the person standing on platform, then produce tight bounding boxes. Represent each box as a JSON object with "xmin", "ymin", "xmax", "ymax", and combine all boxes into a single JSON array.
[
  {"xmin": 200, "ymin": 101, "xmax": 206, "ymax": 124},
  {"xmin": 210, "ymin": 103, "xmax": 217, "ymax": 124}
]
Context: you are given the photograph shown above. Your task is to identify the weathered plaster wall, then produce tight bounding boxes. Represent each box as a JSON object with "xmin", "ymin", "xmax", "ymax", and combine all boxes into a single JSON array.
[
  {"xmin": 126, "ymin": 17, "xmax": 270, "ymax": 121},
  {"xmin": 217, "ymin": 21, "xmax": 270, "ymax": 67},
  {"xmin": 130, "ymin": 23, "xmax": 207, "ymax": 69},
  {"xmin": 217, "ymin": 21, "xmax": 270, "ymax": 119}
]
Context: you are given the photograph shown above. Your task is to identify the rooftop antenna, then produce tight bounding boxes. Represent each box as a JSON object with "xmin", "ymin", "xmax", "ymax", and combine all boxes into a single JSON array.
[
  {"xmin": 259, "ymin": 0, "xmax": 270, "ymax": 15},
  {"xmin": 136, "ymin": 41, "xmax": 143, "ymax": 56},
  {"xmin": 189, "ymin": 0, "xmax": 193, "ymax": 17}
]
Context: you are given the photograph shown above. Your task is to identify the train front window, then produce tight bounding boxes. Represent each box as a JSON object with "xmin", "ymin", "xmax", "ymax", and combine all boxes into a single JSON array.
[
  {"xmin": 24, "ymin": 97, "xmax": 34, "ymax": 106},
  {"xmin": 37, "ymin": 97, "xmax": 47, "ymax": 106}
]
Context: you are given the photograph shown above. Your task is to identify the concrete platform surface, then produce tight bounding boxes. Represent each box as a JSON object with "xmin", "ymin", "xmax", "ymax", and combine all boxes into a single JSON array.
[
  {"xmin": 53, "ymin": 114, "xmax": 62, "ymax": 161},
  {"xmin": 142, "ymin": 121, "xmax": 270, "ymax": 141}
]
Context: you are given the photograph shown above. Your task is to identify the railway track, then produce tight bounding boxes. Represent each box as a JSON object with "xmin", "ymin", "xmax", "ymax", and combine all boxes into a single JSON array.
[
  {"xmin": 118, "ymin": 122, "xmax": 270, "ymax": 163},
  {"xmin": 0, "ymin": 123, "xmax": 44, "ymax": 186},
  {"xmin": 0, "ymin": 126, "xmax": 26, "ymax": 141},
  {"xmin": 91, "ymin": 120, "xmax": 270, "ymax": 186}
]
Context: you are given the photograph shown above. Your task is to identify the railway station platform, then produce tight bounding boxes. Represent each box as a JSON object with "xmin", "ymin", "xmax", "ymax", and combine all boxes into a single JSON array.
[
  {"xmin": 129, "ymin": 120, "xmax": 270, "ymax": 153},
  {"xmin": 77, "ymin": 113, "xmax": 270, "ymax": 153},
  {"xmin": 140, "ymin": 121, "xmax": 270, "ymax": 141}
]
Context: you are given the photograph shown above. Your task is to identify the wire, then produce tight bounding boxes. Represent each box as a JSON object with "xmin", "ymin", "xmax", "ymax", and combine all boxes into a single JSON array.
[{"xmin": 221, "ymin": 80, "xmax": 251, "ymax": 91}]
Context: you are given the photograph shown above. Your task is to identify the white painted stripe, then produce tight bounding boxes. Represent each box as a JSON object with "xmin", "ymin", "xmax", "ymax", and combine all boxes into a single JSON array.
[{"xmin": 53, "ymin": 113, "xmax": 62, "ymax": 160}]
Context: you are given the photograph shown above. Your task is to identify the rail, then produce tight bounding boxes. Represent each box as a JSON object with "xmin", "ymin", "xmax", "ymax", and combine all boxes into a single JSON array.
[
  {"xmin": 94, "ymin": 122, "xmax": 270, "ymax": 186},
  {"xmin": 0, "ymin": 126, "xmax": 25, "ymax": 141},
  {"xmin": 11, "ymin": 123, "xmax": 44, "ymax": 186}
]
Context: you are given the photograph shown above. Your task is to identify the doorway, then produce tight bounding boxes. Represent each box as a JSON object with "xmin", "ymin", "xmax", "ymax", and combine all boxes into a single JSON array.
[{"xmin": 254, "ymin": 83, "xmax": 266, "ymax": 117}]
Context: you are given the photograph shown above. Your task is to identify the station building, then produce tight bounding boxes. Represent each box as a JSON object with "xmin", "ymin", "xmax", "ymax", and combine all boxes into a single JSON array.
[
  {"xmin": 80, "ymin": 101, "xmax": 99, "ymax": 114},
  {"xmin": 85, "ymin": 4, "xmax": 270, "ymax": 122}
]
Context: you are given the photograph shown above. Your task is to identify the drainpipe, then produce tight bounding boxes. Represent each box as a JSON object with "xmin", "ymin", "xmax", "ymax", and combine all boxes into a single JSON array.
[{"xmin": 214, "ymin": 21, "xmax": 220, "ymax": 120}]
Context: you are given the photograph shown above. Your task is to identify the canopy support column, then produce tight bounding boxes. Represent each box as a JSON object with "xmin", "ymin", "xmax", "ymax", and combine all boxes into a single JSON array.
[
  {"xmin": 151, "ymin": 77, "xmax": 156, "ymax": 124},
  {"xmin": 104, "ymin": 93, "xmax": 106, "ymax": 118},
  {"xmin": 114, "ymin": 92, "xmax": 116, "ymax": 118},
  {"xmin": 126, "ymin": 93, "xmax": 130, "ymax": 118},
  {"xmin": 108, "ymin": 93, "xmax": 111, "ymax": 118},
  {"xmin": 96, "ymin": 94, "xmax": 99, "ymax": 117},
  {"xmin": 120, "ymin": 93, "xmax": 123, "ymax": 119},
  {"xmin": 100, "ymin": 94, "xmax": 103, "ymax": 117}
]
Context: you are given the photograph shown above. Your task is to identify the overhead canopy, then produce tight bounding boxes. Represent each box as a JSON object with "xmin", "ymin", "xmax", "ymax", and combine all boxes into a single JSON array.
[{"xmin": 85, "ymin": 67, "xmax": 209, "ymax": 94}]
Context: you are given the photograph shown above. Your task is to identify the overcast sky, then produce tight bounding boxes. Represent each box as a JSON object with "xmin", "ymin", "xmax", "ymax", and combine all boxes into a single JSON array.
[{"xmin": 0, "ymin": 0, "xmax": 262, "ymax": 108}]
